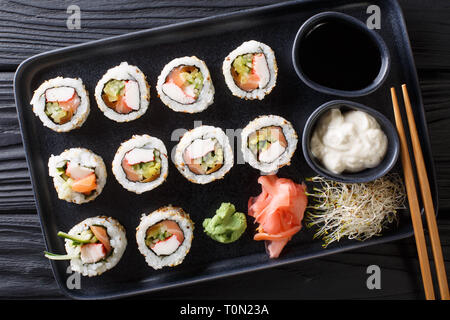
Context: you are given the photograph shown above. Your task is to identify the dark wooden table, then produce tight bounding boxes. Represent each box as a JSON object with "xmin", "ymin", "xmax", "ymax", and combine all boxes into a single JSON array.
[{"xmin": 1, "ymin": 0, "xmax": 449, "ymax": 300}]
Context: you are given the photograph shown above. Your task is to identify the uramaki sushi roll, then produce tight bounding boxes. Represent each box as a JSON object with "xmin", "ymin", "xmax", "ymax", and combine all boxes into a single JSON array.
[
  {"xmin": 95, "ymin": 62, "xmax": 150, "ymax": 122},
  {"xmin": 44, "ymin": 216, "xmax": 127, "ymax": 277},
  {"xmin": 136, "ymin": 206, "xmax": 194, "ymax": 270},
  {"xmin": 112, "ymin": 134, "xmax": 168, "ymax": 194},
  {"xmin": 156, "ymin": 56, "xmax": 214, "ymax": 113},
  {"xmin": 30, "ymin": 77, "xmax": 90, "ymax": 132},
  {"xmin": 222, "ymin": 40, "xmax": 278, "ymax": 100},
  {"xmin": 241, "ymin": 115, "xmax": 298, "ymax": 174},
  {"xmin": 48, "ymin": 148, "xmax": 107, "ymax": 204},
  {"xmin": 174, "ymin": 125, "xmax": 233, "ymax": 184}
]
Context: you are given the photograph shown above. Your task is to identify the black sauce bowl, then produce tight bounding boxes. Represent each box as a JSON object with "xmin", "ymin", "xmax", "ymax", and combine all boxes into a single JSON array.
[
  {"xmin": 302, "ymin": 100, "xmax": 400, "ymax": 183},
  {"xmin": 292, "ymin": 11, "xmax": 390, "ymax": 97}
]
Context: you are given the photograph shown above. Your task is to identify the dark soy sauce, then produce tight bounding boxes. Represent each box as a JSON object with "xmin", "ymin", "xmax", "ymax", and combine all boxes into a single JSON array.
[{"xmin": 298, "ymin": 19, "xmax": 382, "ymax": 91}]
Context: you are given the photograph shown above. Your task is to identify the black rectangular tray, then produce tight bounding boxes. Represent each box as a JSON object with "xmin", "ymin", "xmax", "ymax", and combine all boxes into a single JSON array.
[{"xmin": 14, "ymin": 0, "xmax": 438, "ymax": 299}]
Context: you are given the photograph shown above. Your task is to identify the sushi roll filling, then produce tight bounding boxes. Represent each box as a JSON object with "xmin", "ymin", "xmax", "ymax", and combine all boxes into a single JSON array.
[
  {"xmin": 248, "ymin": 126, "xmax": 288, "ymax": 163},
  {"xmin": 45, "ymin": 225, "xmax": 113, "ymax": 264},
  {"xmin": 145, "ymin": 220, "xmax": 185, "ymax": 256},
  {"xmin": 231, "ymin": 53, "xmax": 270, "ymax": 92},
  {"xmin": 44, "ymin": 87, "xmax": 80, "ymax": 124},
  {"xmin": 183, "ymin": 138, "xmax": 224, "ymax": 175},
  {"xmin": 162, "ymin": 65, "xmax": 204, "ymax": 105},
  {"xmin": 102, "ymin": 79, "xmax": 140, "ymax": 114},
  {"xmin": 121, "ymin": 148, "xmax": 162, "ymax": 183},
  {"xmin": 56, "ymin": 161, "xmax": 98, "ymax": 198}
]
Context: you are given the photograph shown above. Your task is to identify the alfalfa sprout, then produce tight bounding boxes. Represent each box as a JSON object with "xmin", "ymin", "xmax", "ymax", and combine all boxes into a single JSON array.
[{"xmin": 305, "ymin": 174, "xmax": 406, "ymax": 248}]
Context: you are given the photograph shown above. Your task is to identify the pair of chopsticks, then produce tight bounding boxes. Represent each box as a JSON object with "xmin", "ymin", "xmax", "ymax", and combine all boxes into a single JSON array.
[{"xmin": 391, "ymin": 85, "xmax": 449, "ymax": 300}]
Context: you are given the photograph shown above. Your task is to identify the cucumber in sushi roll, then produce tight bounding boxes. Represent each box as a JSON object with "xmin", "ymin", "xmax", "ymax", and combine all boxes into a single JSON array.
[
  {"xmin": 156, "ymin": 56, "xmax": 214, "ymax": 113},
  {"xmin": 112, "ymin": 134, "xmax": 168, "ymax": 194},
  {"xmin": 30, "ymin": 77, "xmax": 90, "ymax": 132},
  {"xmin": 241, "ymin": 115, "xmax": 298, "ymax": 174},
  {"xmin": 44, "ymin": 216, "xmax": 127, "ymax": 277},
  {"xmin": 95, "ymin": 62, "xmax": 150, "ymax": 122},
  {"xmin": 136, "ymin": 206, "xmax": 194, "ymax": 270},
  {"xmin": 222, "ymin": 40, "xmax": 278, "ymax": 100},
  {"xmin": 48, "ymin": 148, "xmax": 107, "ymax": 204},
  {"xmin": 174, "ymin": 125, "xmax": 233, "ymax": 184}
]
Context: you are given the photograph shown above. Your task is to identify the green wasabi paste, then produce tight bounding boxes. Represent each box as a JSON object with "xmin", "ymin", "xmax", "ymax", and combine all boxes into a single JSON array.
[{"xmin": 202, "ymin": 202, "xmax": 247, "ymax": 243}]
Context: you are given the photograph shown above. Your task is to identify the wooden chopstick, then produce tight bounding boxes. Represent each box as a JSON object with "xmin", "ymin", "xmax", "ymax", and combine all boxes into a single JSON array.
[
  {"xmin": 401, "ymin": 84, "xmax": 450, "ymax": 300},
  {"xmin": 391, "ymin": 87, "xmax": 435, "ymax": 300}
]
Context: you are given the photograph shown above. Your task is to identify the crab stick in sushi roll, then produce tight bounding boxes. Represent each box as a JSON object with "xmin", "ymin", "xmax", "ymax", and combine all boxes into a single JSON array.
[
  {"xmin": 222, "ymin": 40, "xmax": 278, "ymax": 100},
  {"xmin": 48, "ymin": 148, "xmax": 107, "ymax": 204},
  {"xmin": 241, "ymin": 115, "xmax": 298, "ymax": 174},
  {"xmin": 112, "ymin": 134, "xmax": 168, "ymax": 194},
  {"xmin": 44, "ymin": 216, "xmax": 127, "ymax": 277},
  {"xmin": 95, "ymin": 62, "xmax": 150, "ymax": 122},
  {"xmin": 174, "ymin": 125, "xmax": 233, "ymax": 184},
  {"xmin": 156, "ymin": 56, "xmax": 214, "ymax": 113},
  {"xmin": 136, "ymin": 206, "xmax": 194, "ymax": 270},
  {"xmin": 30, "ymin": 77, "xmax": 90, "ymax": 132}
]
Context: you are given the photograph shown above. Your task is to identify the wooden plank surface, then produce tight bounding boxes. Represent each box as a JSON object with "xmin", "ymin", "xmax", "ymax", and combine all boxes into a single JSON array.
[{"xmin": 0, "ymin": 0, "xmax": 449, "ymax": 299}]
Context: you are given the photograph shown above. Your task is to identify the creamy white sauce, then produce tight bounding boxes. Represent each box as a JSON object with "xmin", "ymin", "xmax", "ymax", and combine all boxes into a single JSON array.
[{"xmin": 310, "ymin": 108, "xmax": 388, "ymax": 174}]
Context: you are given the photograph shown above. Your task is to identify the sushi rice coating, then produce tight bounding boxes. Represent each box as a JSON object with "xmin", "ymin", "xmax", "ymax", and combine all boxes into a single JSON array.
[
  {"xmin": 65, "ymin": 216, "xmax": 127, "ymax": 277},
  {"xmin": 48, "ymin": 148, "xmax": 107, "ymax": 204},
  {"xmin": 112, "ymin": 134, "xmax": 168, "ymax": 194},
  {"xmin": 241, "ymin": 115, "xmax": 298, "ymax": 174},
  {"xmin": 30, "ymin": 77, "xmax": 90, "ymax": 132},
  {"xmin": 136, "ymin": 206, "xmax": 194, "ymax": 270},
  {"xmin": 95, "ymin": 62, "xmax": 150, "ymax": 122},
  {"xmin": 222, "ymin": 40, "xmax": 278, "ymax": 100},
  {"xmin": 156, "ymin": 56, "xmax": 214, "ymax": 113},
  {"xmin": 174, "ymin": 125, "xmax": 234, "ymax": 184}
]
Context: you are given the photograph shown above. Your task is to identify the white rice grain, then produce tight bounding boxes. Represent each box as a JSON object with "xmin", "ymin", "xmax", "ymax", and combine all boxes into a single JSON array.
[
  {"xmin": 136, "ymin": 206, "xmax": 194, "ymax": 270},
  {"xmin": 65, "ymin": 216, "xmax": 127, "ymax": 277},
  {"xmin": 30, "ymin": 77, "xmax": 90, "ymax": 132},
  {"xmin": 222, "ymin": 40, "xmax": 278, "ymax": 100},
  {"xmin": 174, "ymin": 125, "xmax": 233, "ymax": 184},
  {"xmin": 112, "ymin": 134, "xmax": 168, "ymax": 194},
  {"xmin": 48, "ymin": 148, "xmax": 107, "ymax": 204},
  {"xmin": 156, "ymin": 56, "xmax": 214, "ymax": 113},
  {"xmin": 241, "ymin": 115, "xmax": 298, "ymax": 174},
  {"xmin": 95, "ymin": 62, "xmax": 150, "ymax": 122}
]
